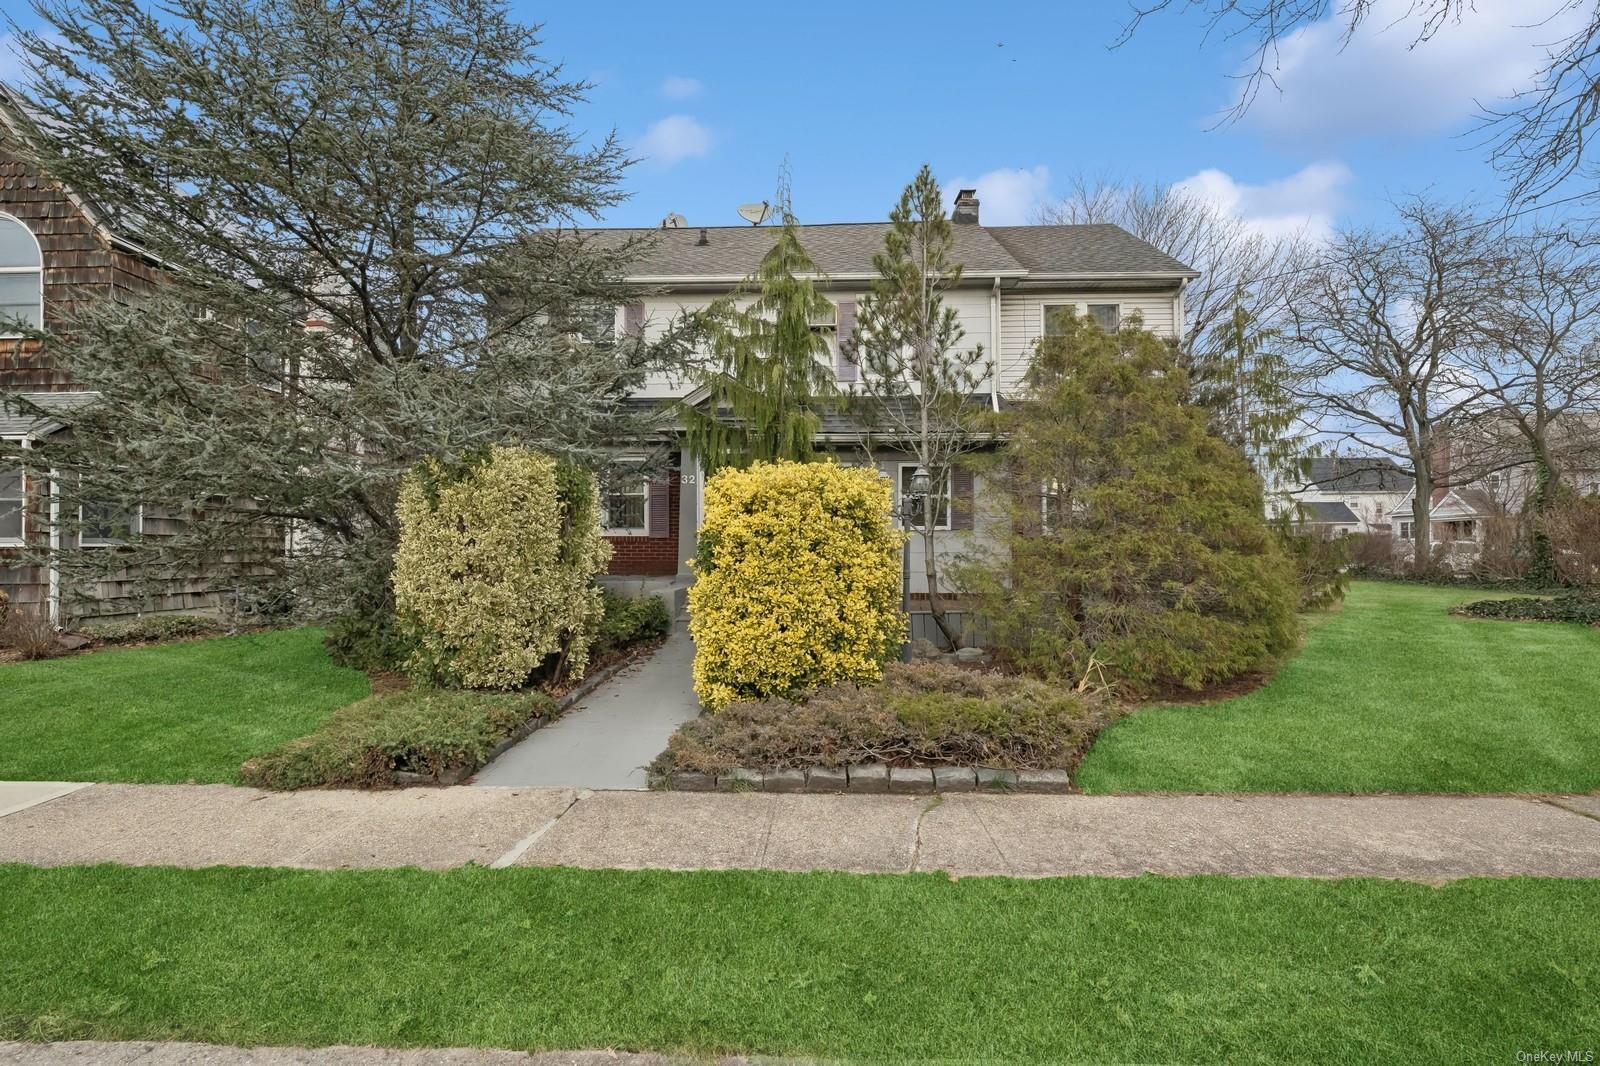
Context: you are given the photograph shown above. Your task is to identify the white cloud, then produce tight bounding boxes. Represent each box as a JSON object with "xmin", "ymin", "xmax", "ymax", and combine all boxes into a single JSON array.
[
  {"xmin": 1173, "ymin": 160, "xmax": 1353, "ymax": 242},
  {"xmin": 945, "ymin": 165, "xmax": 1051, "ymax": 225},
  {"xmin": 637, "ymin": 114, "xmax": 713, "ymax": 168},
  {"xmin": 659, "ymin": 75, "xmax": 703, "ymax": 100},
  {"xmin": 1241, "ymin": 0, "xmax": 1586, "ymax": 143}
]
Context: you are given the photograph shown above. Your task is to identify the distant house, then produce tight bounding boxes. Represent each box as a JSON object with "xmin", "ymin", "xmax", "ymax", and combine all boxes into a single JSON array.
[
  {"xmin": 1298, "ymin": 500, "xmax": 1362, "ymax": 537},
  {"xmin": 1280, "ymin": 456, "xmax": 1414, "ymax": 535}
]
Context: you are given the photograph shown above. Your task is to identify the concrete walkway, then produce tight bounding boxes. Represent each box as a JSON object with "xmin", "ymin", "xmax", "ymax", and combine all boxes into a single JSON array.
[
  {"xmin": 472, "ymin": 626, "xmax": 699, "ymax": 790},
  {"xmin": 3, "ymin": 783, "xmax": 1600, "ymax": 881}
]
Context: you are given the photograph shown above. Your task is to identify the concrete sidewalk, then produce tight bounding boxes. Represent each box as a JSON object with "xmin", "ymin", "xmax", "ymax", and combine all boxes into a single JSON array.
[
  {"xmin": 3, "ymin": 782, "xmax": 1599, "ymax": 880},
  {"xmin": 472, "ymin": 626, "xmax": 699, "ymax": 790}
]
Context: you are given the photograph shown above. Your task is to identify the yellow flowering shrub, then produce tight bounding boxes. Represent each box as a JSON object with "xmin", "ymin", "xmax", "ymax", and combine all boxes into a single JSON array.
[
  {"xmin": 393, "ymin": 446, "xmax": 611, "ymax": 690},
  {"xmin": 688, "ymin": 460, "xmax": 906, "ymax": 709}
]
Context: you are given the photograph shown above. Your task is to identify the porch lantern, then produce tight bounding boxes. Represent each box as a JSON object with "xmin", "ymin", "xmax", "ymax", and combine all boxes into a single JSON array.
[{"xmin": 908, "ymin": 465, "xmax": 932, "ymax": 501}]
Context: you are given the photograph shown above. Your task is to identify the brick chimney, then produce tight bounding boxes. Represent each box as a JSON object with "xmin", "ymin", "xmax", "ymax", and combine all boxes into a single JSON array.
[{"xmin": 953, "ymin": 188, "xmax": 979, "ymax": 225}]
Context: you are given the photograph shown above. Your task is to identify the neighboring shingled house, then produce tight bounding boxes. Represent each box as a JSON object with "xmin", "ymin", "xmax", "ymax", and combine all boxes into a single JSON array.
[
  {"xmin": 589, "ymin": 190, "xmax": 1199, "ymax": 632},
  {"xmin": 0, "ymin": 86, "xmax": 174, "ymax": 622}
]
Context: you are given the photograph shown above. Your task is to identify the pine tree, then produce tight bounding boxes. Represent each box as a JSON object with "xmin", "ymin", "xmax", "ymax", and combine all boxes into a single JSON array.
[
  {"xmin": 2, "ymin": 0, "xmax": 684, "ymax": 623},
  {"xmin": 851, "ymin": 166, "xmax": 992, "ymax": 648}
]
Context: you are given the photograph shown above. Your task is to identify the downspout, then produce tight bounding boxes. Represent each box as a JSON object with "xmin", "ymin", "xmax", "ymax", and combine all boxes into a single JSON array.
[{"xmin": 989, "ymin": 276, "xmax": 1002, "ymax": 411}]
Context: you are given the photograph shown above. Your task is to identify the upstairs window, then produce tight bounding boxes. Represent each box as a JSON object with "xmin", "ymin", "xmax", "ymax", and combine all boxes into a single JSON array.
[
  {"xmin": 0, "ymin": 214, "xmax": 43, "ymax": 335},
  {"xmin": 1087, "ymin": 303, "xmax": 1121, "ymax": 333},
  {"xmin": 1042, "ymin": 304, "xmax": 1073, "ymax": 337}
]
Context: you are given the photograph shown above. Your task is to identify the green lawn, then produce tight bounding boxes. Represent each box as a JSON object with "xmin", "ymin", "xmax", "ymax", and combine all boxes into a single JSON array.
[
  {"xmin": 1, "ymin": 864, "xmax": 1595, "ymax": 1061},
  {"xmin": 1079, "ymin": 580, "xmax": 1600, "ymax": 794},
  {"xmin": 0, "ymin": 629, "xmax": 369, "ymax": 784}
]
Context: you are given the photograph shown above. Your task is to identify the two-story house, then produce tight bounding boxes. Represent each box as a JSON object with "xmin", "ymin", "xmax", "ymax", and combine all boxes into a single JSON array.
[{"xmin": 590, "ymin": 191, "xmax": 1198, "ymax": 625}]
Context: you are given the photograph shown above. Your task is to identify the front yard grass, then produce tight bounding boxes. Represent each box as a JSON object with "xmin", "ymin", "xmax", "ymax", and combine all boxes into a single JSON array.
[
  {"xmin": 1, "ymin": 863, "xmax": 1595, "ymax": 1061},
  {"xmin": 0, "ymin": 629, "xmax": 369, "ymax": 784},
  {"xmin": 1078, "ymin": 580, "xmax": 1600, "ymax": 794}
]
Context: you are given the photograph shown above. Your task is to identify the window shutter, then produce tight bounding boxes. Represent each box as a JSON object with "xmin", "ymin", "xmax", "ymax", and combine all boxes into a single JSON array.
[
  {"xmin": 835, "ymin": 297, "xmax": 859, "ymax": 381},
  {"xmin": 951, "ymin": 465, "xmax": 975, "ymax": 531},
  {"xmin": 647, "ymin": 476, "xmax": 671, "ymax": 539},
  {"xmin": 623, "ymin": 302, "xmax": 645, "ymax": 337}
]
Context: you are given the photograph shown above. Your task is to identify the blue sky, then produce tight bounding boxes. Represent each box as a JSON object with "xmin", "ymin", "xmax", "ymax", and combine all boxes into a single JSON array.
[
  {"xmin": 0, "ymin": 0, "xmax": 1582, "ymax": 237},
  {"xmin": 519, "ymin": 0, "xmax": 1585, "ymax": 236}
]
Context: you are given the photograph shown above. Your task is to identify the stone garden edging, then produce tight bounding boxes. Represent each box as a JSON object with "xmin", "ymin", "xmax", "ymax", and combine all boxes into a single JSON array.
[{"xmin": 648, "ymin": 763, "xmax": 1072, "ymax": 794}]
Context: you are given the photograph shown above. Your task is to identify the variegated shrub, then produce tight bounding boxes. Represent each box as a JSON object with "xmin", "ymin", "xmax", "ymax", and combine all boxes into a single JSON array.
[
  {"xmin": 688, "ymin": 460, "xmax": 906, "ymax": 709},
  {"xmin": 393, "ymin": 446, "xmax": 610, "ymax": 689}
]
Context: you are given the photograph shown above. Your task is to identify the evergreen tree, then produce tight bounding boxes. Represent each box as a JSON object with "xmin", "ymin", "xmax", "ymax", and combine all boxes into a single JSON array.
[
  {"xmin": 2, "ymin": 0, "xmax": 683, "ymax": 623},
  {"xmin": 955, "ymin": 311, "xmax": 1300, "ymax": 695},
  {"xmin": 682, "ymin": 192, "xmax": 837, "ymax": 473},
  {"xmin": 851, "ymin": 166, "xmax": 991, "ymax": 648}
]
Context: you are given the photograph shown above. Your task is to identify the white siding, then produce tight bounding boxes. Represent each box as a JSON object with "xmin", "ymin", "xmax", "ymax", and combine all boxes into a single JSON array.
[
  {"xmin": 997, "ymin": 290, "xmax": 1181, "ymax": 393},
  {"xmin": 625, "ymin": 287, "xmax": 996, "ymax": 398}
]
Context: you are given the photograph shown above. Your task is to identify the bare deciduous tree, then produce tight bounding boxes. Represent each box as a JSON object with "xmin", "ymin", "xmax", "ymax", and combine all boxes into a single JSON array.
[
  {"xmin": 1469, "ymin": 223, "xmax": 1600, "ymax": 580},
  {"xmin": 1039, "ymin": 174, "xmax": 1310, "ymax": 362},
  {"xmin": 1290, "ymin": 198, "xmax": 1505, "ymax": 570}
]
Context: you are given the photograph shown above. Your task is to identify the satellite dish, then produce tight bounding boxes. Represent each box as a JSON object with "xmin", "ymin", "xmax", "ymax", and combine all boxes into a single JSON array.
[
  {"xmin": 737, "ymin": 201, "xmax": 772, "ymax": 225},
  {"xmin": 661, "ymin": 212, "xmax": 687, "ymax": 229}
]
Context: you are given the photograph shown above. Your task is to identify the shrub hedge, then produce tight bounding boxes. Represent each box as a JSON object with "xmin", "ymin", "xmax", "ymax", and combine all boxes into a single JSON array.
[
  {"xmin": 1451, "ymin": 593, "xmax": 1600, "ymax": 626},
  {"xmin": 240, "ymin": 686, "xmax": 557, "ymax": 790},
  {"xmin": 77, "ymin": 614, "xmax": 228, "ymax": 645},
  {"xmin": 595, "ymin": 590, "xmax": 673, "ymax": 656},
  {"xmin": 688, "ymin": 461, "xmax": 905, "ymax": 709},
  {"xmin": 651, "ymin": 662, "xmax": 1118, "ymax": 775}
]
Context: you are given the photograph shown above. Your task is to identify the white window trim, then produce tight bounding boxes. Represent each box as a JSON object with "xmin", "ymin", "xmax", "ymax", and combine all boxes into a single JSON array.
[
  {"xmin": 0, "ymin": 211, "xmax": 44, "ymax": 339},
  {"xmin": 1039, "ymin": 301, "xmax": 1124, "ymax": 337},
  {"xmin": 0, "ymin": 436, "xmax": 27, "ymax": 546},
  {"xmin": 79, "ymin": 501, "xmax": 143, "ymax": 548},
  {"xmin": 1040, "ymin": 302, "xmax": 1074, "ymax": 338},
  {"xmin": 899, "ymin": 463, "xmax": 952, "ymax": 532},
  {"xmin": 602, "ymin": 477, "xmax": 650, "ymax": 537},
  {"xmin": 1086, "ymin": 301, "xmax": 1123, "ymax": 333}
]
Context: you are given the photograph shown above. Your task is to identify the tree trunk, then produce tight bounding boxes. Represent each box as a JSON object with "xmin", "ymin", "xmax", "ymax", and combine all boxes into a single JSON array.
[
  {"xmin": 1527, "ymin": 446, "xmax": 1560, "ymax": 586},
  {"xmin": 1411, "ymin": 465, "xmax": 1434, "ymax": 574},
  {"xmin": 920, "ymin": 523, "xmax": 962, "ymax": 650}
]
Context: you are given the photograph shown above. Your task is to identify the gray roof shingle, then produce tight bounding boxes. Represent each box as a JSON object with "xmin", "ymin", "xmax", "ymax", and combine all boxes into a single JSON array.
[
  {"xmin": 1305, "ymin": 457, "xmax": 1414, "ymax": 492},
  {"xmin": 0, "ymin": 391, "xmax": 99, "ymax": 438},
  {"xmin": 984, "ymin": 224, "xmax": 1199, "ymax": 277},
  {"xmin": 1303, "ymin": 500, "xmax": 1360, "ymax": 524},
  {"xmin": 581, "ymin": 222, "xmax": 1193, "ymax": 281}
]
